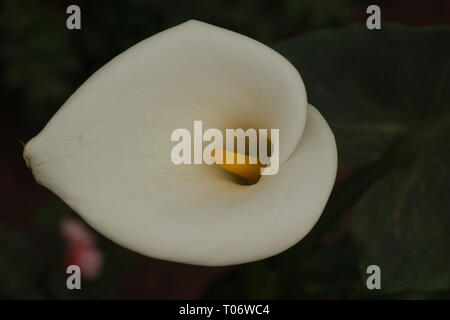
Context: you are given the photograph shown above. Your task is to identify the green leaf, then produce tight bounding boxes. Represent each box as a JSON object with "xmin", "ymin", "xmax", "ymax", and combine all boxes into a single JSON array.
[
  {"xmin": 277, "ymin": 25, "xmax": 450, "ymax": 292},
  {"xmin": 277, "ymin": 25, "xmax": 450, "ymax": 166},
  {"xmin": 353, "ymin": 158, "xmax": 450, "ymax": 292}
]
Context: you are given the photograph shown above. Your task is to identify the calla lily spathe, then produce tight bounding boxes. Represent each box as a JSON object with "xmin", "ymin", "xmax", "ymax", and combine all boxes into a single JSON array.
[{"xmin": 23, "ymin": 20, "xmax": 337, "ymax": 266}]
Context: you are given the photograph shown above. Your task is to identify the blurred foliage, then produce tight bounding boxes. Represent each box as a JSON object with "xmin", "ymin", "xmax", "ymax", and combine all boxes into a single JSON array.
[
  {"xmin": 0, "ymin": 0, "xmax": 80, "ymax": 129},
  {"xmin": 0, "ymin": 198, "xmax": 134, "ymax": 299},
  {"xmin": 0, "ymin": 0, "xmax": 349, "ymax": 131},
  {"xmin": 277, "ymin": 25, "xmax": 450, "ymax": 293},
  {"xmin": 2, "ymin": 0, "xmax": 450, "ymax": 300}
]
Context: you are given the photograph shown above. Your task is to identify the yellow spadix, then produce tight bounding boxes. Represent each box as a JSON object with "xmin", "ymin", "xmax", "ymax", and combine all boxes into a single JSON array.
[{"xmin": 212, "ymin": 149, "xmax": 266, "ymax": 185}]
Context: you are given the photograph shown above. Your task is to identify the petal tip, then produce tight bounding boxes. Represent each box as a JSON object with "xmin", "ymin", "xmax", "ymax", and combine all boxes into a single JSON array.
[{"xmin": 23, "ymin": 139, "xmax": 33, "ymax": 169}]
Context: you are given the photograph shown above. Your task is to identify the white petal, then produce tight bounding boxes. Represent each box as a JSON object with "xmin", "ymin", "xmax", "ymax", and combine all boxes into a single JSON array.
[{"xmin": 24, "ymin": 21, "xmax": 336, "ymax": 266}]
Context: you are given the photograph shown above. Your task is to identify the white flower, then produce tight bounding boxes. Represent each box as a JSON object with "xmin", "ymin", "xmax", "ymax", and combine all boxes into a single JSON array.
[{"xmin": 23, "ymin": 20, "xmax": 337, "ymax": 266}]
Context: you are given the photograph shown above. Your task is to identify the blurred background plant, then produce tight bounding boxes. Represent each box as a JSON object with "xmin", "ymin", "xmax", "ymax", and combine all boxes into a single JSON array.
[{"xmin": 1, "ymin": 0, "xmax": 449, "ymax": 299}]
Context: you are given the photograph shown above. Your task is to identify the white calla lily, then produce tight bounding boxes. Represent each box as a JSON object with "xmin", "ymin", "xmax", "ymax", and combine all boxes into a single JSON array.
[{"xmin": 24, "ymin": 20, "xmax": 337, "ymax": 266}]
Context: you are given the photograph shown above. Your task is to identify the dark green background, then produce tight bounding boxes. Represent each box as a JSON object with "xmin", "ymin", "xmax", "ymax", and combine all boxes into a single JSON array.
[{"xmin": 1, "ymin": 0, "xmax": 450, "ymax": 299}]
